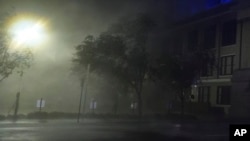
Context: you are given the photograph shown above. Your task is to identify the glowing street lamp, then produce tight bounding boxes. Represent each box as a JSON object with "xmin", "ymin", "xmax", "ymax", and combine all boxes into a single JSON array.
[
  {"xmin": 8, "ymin": 18, "xmax": 47, "ymax": 49},
  {"xmin": 7, "ymin": 15, "xmax": 47, "ymax": 50},
  {"xmin": 12, "ymin": 21, "xmax": 44, "ymax": 45},
  {"xmin": 7, "ymin": 17, "xmax": 47, "ymax": 120}
]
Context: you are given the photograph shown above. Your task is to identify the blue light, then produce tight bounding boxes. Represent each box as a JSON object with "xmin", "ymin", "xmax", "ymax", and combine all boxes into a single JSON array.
[
  {"xmin": 206, "ymin": 0, "xmax": 221, "ymax": 8},
  {"xmin": 172, "ymin": 0, "xmax": 233, "ymax": 21},
  {"xmin": 221, "ymin": 0, "xmax": 232, "ymax": 3},
  {"xmin": 206, "ymin": 0, "xmax": 233, "ymax": 9}
]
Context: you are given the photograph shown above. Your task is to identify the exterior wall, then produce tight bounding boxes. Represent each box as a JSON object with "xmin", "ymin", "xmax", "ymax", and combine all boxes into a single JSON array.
[
  {"xmin": 240, "ymin": 20, "xmax": 250, "ymax": 68},
  {"xmin": 194, "ymin": 5, "xmax": 250, "ymax": 116},
  {"xmin": 174, "ymin": 6, "xmax": 241, "ymax": 115},
  {"xmin": 230, "ymin": 69, "xmax": 250, "ymax": 118},
  {"xmin": 170, "ymin": 1, "xmax": 250, "ymax": 116},
  {"xmin": 238, "ymin": 7, "xmax": 250, "ymax": 69},
  {"xmin": 229, "ymin": 6, "xmax": 250, "ymax": 118}
]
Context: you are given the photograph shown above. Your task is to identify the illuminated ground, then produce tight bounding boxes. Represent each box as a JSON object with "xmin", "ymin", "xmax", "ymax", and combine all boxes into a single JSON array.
[{"xmin": 0, "ymin": 119, "xmax": 228, "ymax": 141}]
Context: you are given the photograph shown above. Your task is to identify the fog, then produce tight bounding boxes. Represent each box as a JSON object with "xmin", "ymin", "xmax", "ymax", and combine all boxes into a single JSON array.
[{"xmin": 0, "ymin": 0, "xmax": 171, "ymax": 114}]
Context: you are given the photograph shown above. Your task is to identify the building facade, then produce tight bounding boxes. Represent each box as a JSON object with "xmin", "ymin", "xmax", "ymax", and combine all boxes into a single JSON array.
[{"xmin": 169, "ymin": 0, "xmax": 250, "ymax": 117}]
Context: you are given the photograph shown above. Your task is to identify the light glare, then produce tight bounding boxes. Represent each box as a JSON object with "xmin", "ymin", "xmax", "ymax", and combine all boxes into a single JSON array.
[{"xmin": 10, "ymin": 20, "xmax": 46, "ymax": 47}]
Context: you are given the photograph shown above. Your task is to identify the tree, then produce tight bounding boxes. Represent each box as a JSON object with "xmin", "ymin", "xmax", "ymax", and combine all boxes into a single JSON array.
[
  {"xmin": 73, "ymin": 35, "xmax": 96, "ymax": 74},
  {"xmin": 107, "ymin": 14, "xmax": 155, "ymax": 117},
  {"xmin": 73, "ymin": 34, "xmax": 129, "ymax": 114},
  {"xmin": 158, "ymin": 50, "xmax": 215, "ymax": 117},
  {"xmin": 0, "ymin": 14, "xmax": 33, "ymax": 82},
  {"xmin": 73, "ymin": 14, "xmax": 155, "ymax": 117}
]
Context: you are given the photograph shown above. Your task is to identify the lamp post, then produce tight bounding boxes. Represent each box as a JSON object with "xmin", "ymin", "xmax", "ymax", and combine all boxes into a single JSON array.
[
  {"xmin": 12, "ymin": 70, "xmax": 23, "ymax": 121},
  {"xmin": 8, "ymin": 18, "xmax": 46, "ymax": 121},
  {"xmin": 77, "ymin": 78, "xmax": 84, "ymax": 123}
]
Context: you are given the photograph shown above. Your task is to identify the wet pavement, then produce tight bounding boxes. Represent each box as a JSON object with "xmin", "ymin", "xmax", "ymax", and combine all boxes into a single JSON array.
[{"xmin": 0, "ymin": 119, "xmax": 229, "ymax": 141}]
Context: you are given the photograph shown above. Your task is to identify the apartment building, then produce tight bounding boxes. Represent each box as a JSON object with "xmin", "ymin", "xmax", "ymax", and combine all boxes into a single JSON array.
[{"xmin": 169, "ymin": 0, "xmax": 250, "ymax": 117}]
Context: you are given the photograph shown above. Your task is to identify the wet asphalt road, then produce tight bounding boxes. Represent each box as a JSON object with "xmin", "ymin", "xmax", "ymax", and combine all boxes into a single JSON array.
[{"xmin": 0, "ymin": 119, "xmax": 229, "ymax": 141}]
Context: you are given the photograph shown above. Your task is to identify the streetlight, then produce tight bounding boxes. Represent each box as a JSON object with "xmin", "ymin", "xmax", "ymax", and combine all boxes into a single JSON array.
[
  {"xmin": 9, "ymin": 19, "xmax": 47, "ymax": 48},
  {"xmin": 7, "ymin": 16, "xmax": 47, "ymax": 120}
]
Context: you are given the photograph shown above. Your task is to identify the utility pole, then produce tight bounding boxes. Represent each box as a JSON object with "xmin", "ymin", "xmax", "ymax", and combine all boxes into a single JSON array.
[
  {"xmin": 13, "ymin": 71, "xmax": 23, "ymax": 121},
  {"xmin": 77, "ymin": 78, "xmax": 84, "ymax": 123},
  {"xmin": 77, "ymin": 64, "xmax": 90, "ymax": 123},
  {"xmin": 13, "ymin": 92, "xmax": 20, "ymax": 120},
  {"xmin": 82, "ymin": 64, "xmax": 90, "ymax": 116}
]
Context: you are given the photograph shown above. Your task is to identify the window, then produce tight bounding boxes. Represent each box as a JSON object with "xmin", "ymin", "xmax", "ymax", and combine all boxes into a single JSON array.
[
  {"xmin": 204, "ymin": 25, "xmax": 216, "ymax": 49},
  {"xmin": 220, "ymin": 55, "xmax": 234, "ymax": 75},
  {"xmin": 221, "ymin": 20, "xmax": 237, "ymax": 46},
  {"xmin": 201, "ymin": 52, "xmax": 215, "ymax": 77},
  {"xmin": 217, "ymin": 86, "xmax": 231, "ymax": 105},
  {"xmin": 198, "ymin": 86, "xmax": 210, "ymax": 103},
  {"xmin": 188, "ymin": 30, "xmax": 198, "ymax": 51}
]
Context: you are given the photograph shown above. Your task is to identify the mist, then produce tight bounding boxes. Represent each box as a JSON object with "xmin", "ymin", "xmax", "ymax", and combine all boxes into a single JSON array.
[{"xmin": 0, "ymin": 0, "xmax": 172, "ymax": 114}]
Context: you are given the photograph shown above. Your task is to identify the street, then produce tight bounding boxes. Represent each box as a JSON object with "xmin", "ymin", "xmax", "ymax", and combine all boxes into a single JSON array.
[{"xmin": 0, "ymin": 119, "xmax": 229, "ymax": 141}]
